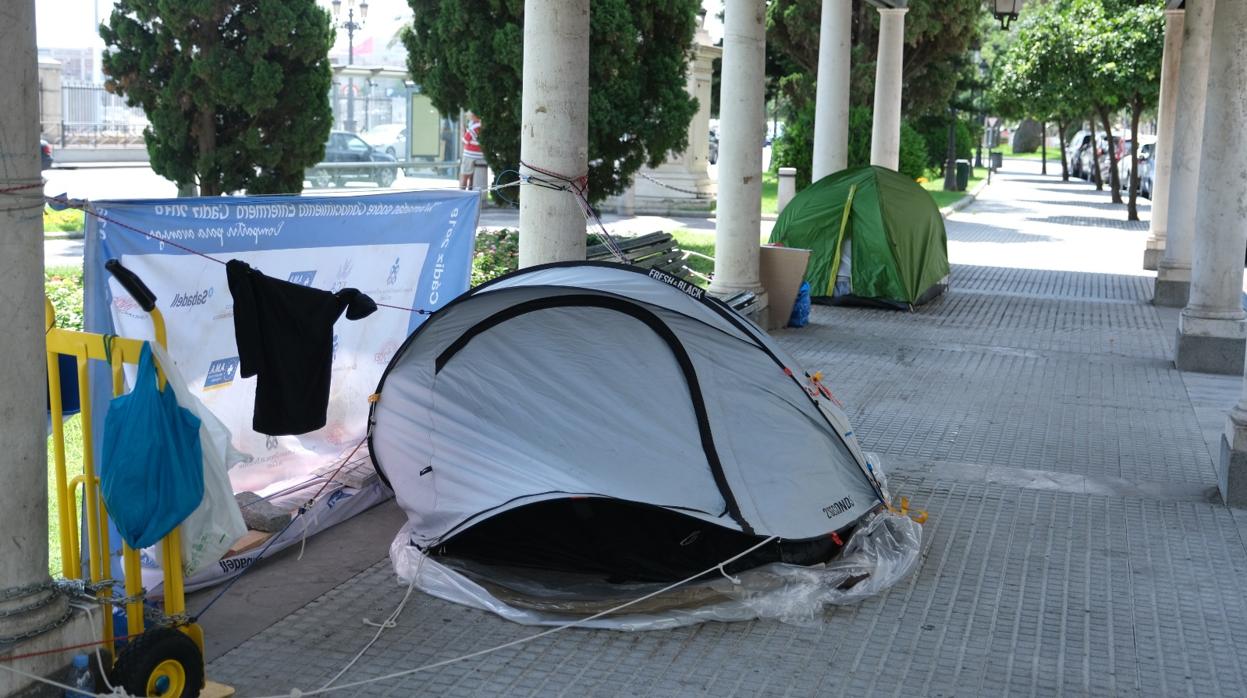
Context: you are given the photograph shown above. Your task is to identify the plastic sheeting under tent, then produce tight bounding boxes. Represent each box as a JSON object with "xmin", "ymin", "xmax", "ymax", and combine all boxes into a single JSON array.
[{"xmin": 371, "ymin": 263, "xmax": 924, "ymax": 628}]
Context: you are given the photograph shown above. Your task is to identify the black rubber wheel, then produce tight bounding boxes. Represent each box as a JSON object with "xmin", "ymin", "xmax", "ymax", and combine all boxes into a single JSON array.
[
  {"xmin": 375, "ymin": 167, "xmax": 396, "ymax": 188},
  {"xmin": 110, "ymin": 626, "xmax": 204, "ymax": 698}
]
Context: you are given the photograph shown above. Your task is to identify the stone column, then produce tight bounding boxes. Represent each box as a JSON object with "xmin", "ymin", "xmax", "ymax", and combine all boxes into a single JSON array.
[
  {"xmin": 517, "ymin": 0, "xmax": 589, "ymax": 267},
  {"xmin": 710, "ymin": 0, "xmax": 768, "ymax": 314},
  {"xmin": 0, "ymin": 2, "xmax": 89, "ymax": 694},
  {"xmin": 870, "ymin": 7, "xmax": 907, "ymax": 170},
  {"xmin": 812, "ymin": 0, "xmax": 851, "ymax": 181},
  {"xmin": 1142, "ymin": 8, "xmax": 1184, "ymax": 271},
  {"xmin": 1212, "ymin": 0, "xmax": 1247, "ymax": 501},
  {"xmin": 1174, "ymin": 0, "xmax": 1247, "ymax": 376},
  {"xmin": 1155, "ymin": 0, "xmax": 1214, "ymax": 308}
]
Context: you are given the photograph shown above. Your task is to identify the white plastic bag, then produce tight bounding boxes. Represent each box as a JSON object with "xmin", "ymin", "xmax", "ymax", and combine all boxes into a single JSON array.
[{"xmin": 150, "ymin": 344, "xmax": 248, "ymax": 577}]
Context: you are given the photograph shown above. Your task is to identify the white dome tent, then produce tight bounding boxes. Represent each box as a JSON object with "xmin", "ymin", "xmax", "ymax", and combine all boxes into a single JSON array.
[{"xmin": 370, "ymin": 263, "xmax": 922, "ymax": 628}]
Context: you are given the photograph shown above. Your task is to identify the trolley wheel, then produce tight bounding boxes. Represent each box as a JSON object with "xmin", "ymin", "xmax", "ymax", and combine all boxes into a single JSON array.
[{"xmin": 110, "ymin": 626, "xmax": 204, "ymax": 698}]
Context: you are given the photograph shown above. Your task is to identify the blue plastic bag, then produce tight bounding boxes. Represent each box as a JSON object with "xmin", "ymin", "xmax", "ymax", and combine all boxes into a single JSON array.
[
  {"xmin": 100, "ymin": 342, "xmax": 205, "ymax": 550},
  {"xmin": 788, "ymin": 281, "xmax": 812, "ymax": 328}
]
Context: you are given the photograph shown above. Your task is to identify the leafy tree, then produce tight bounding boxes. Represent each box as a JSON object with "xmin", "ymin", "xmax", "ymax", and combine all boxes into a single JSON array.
[
  {"xmin": 403, "ymin": 0, "xmax": 700, "ymax": 204},
  {"xmin": 990, "ymin": 0, "xmax": 1094, "ymax": 182},
  {"xmin": 771, "ymin": 104, "xmax": 927, "ymax": 188},
  {"xmin": 913, "ymin": 115, "xmax": 973, "ymax": 174},
  {"xmin": 769, "ymin": 0, "xmax": 984, "ymax": 117},
  {"xmin": 767, "ymin": 0, "xmax": 978, "ymax": 188},
  {"xmin": 100, "ymin": 1, "xmax": 335, "ymax": 196},
  {"xmin": 1102, "ymin": 2, "xmax": 1164, "ymax": 220}
]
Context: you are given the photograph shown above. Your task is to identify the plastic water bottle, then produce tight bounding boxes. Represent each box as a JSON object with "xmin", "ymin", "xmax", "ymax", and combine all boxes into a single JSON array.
[{"xmin": 65, "ymin": 654, "xmax": 92, "ymax": 698}]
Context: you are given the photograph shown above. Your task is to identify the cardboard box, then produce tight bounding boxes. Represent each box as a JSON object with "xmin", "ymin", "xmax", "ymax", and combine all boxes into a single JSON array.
[{"xmin": 759, "ymin": 245, "xmax": 811, "ymax": 330}]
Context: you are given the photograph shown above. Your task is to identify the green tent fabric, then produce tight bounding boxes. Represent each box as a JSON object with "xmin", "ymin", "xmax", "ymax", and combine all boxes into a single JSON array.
[{"xmin": 769, "ymin": 165, "xmax": 949, "ymax": 308}]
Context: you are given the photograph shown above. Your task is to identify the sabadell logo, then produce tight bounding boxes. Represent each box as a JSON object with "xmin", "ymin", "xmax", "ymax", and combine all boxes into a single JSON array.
[{"xmin": 169, "ymin": 287, "xmax": 214, "ymax": 309}]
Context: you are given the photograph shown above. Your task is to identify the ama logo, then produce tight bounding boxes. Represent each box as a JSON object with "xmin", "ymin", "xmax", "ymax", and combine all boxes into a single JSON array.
[
  {"xmin": 288, "ymin": 270, "xmax": 317, "ymax": 287},
  {"xmin": 204, "ymin": 357, "xmax": 240, "ymax": 390},
  {"xmin": 387, "ymin": 257, "xmax": 400, "ymax": 285}
]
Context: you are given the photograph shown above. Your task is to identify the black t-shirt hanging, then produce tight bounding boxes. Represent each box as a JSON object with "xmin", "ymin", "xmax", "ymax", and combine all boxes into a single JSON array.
[{"xmin": 226, "ymin": 259, "xmax": 377, "ymax": 436}]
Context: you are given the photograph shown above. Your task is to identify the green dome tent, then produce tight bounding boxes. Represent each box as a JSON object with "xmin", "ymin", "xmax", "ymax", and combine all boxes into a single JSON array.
[{"xmin": 769, "ymin": 165, "xmax": 950, "ymax": 310}]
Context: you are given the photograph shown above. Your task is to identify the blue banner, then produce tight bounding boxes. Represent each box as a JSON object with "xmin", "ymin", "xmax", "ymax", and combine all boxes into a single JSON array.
[{"xmin": 80, "ymin": 189, "xmax": 479, "ymax": 587}]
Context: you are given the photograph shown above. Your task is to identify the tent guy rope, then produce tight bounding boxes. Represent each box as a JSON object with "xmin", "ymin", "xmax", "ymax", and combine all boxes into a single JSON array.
[{"xmin": 0, "ymin": 535, "xmax": 780, "ymax": 697}]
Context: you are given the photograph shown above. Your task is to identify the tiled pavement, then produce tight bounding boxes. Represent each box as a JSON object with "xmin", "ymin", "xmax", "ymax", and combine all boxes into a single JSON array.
[{"xmin": 206, "ymin": 161, "xmax": 1247, "ymax": 696}]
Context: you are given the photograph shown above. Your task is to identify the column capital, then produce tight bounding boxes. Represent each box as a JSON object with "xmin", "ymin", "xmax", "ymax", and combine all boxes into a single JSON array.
[
  {"xmin": 1164, "ymin": 8, "xmax": 1185, "ymax": 17},
  {"xmin": 876, "ymin": 7, "xmax": 909, "ymax": 16}
]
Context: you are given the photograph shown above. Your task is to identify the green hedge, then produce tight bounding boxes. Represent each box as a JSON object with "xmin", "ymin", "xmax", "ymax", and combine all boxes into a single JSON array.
[
  {"xmin": 771, "ymin": 104, "xmax": 929, "ymax": 190},
  {"xmin": 45, "ymin": 266, "xmax": 84, "ymax": 332}
]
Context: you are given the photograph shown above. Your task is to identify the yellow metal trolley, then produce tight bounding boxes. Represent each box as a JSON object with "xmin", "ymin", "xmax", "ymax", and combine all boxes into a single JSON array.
[{"xmin": 46, "ymin": 260, "xmax": 231, "ymax": 698}]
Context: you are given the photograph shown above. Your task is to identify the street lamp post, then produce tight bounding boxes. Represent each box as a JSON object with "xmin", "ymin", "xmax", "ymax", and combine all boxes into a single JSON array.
[
  {"xmin": 331, "ymin": 0, "xmax": 368, "ymax": 133},
  {"xmin": 992, "ymin": 0, "xmax": 1024, "ymax": 30},
  {"xmin": 976, "ymin": 58, "xmax": 989, "ymax": 169}
]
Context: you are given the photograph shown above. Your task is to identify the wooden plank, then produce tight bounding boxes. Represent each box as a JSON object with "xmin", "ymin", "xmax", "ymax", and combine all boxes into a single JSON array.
[{"xmin": 225, "ymin": 530, "xmax": 273, "ymax": 557}]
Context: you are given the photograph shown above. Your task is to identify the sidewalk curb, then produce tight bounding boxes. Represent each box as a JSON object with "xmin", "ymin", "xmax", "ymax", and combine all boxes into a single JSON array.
[
  {"xmin": 940, "ymin": 178, "xmax": 989, "ymax": 217},
  {"xmin": 44, "ymin": 231, "xmax": 85, "ymax": 240}
]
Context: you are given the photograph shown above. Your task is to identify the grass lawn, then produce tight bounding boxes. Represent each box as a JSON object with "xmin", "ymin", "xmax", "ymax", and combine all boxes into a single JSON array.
[
  {"xmin": 762, "ymin": 171, "xmax": 778, "ymax": 215},
  {"xmin": 922, "ymin": 169, "xmax": 986, "ymax": 209},
  {"xmin": 994, "ymin": 143, "xmax": 1060, "ymax": 162},
  {"xmin": 671, "ymin": 228, "xmax": 717, "ymax": 282},
  {"xmin": 47, "ymin": 415, "xmax": 85, "ymax": 577}
]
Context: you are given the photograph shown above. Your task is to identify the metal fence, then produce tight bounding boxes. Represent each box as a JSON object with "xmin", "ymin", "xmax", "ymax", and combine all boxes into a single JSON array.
[
  {"xmin": 42, "ymin": 83, "xmax": 405, "ymax": 150},
  {"xmin": 46, "ymin": 81, "xmax": 149, "ymax": 148}
]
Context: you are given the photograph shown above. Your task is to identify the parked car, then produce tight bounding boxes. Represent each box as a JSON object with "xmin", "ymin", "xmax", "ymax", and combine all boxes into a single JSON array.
[
  {"xmin": 1066, "ymin": 130, "xmax": 1091, "ymax": 178},
  {"xmin": 306, "ymin": 131, "xmax": 398, "ymax": 188},
  {"xmin": 1117, "ymin": 135, "xmax": 1156, "ymax": 198},
  {"xmin": 1094, "ymin": 135, "xmax": 1124, "ymax": 185},
  {"xmin": 40, "ymin": 138, "xmax": 53, "ymax": 170},
  {"xmin": 360, "ymin": 123, "xmax": 407, "ymax": 159},
  {"xmin": 1075, "ymin": 134, "xmax": 1121, "ymax": 184}
]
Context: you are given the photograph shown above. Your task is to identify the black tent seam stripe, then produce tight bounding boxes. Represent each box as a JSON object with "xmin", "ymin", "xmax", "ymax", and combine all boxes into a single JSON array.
[
  {"xmin": 430, "ymin": 293, "xmax": 754, "ymax": 536},
  {"xmin": 370, "ymin": 261, "xmax": 770, "ymax": 488}
]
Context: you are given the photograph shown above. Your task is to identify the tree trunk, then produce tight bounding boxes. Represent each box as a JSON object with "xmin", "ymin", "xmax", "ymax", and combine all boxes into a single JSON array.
[
  {"xmin": 1127, "ymin": 95, "xmax": 1142, "ymax": 221},
  {"xmin": 1097, "ymin": 106, "xmax": 1122, "ymax": 204},
  {"xmin": 1057, "ymin": 118, "xmax": 1070, "ymax": 181},
  {"xmin": 197, "ymin": 108, "xmax": 218, "ymax": 196},
  {"xmin": 1088, "ymin": 117, "xmax": 1102, "ymax": 190},
  {"xmin": 1040, "ymin": 120, "xmax": 1047, "ymax": 175}
]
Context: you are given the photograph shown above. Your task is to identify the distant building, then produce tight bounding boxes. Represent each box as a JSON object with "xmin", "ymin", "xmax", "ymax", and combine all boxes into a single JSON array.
[{"xmin": 38, "ymin": 47, "xmax": 96, "ymax": 82}]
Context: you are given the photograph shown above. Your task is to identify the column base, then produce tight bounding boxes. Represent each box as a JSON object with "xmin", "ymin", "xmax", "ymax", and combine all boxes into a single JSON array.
[
  {"xmin": 1153, "ymin": 262, "xmax": 1191, "ymax": 307},
  {"xmin": 1174, "ymin": 312, "xmax": 1247, "ymax": 375},
  {"xmin": 1153, "ymin": 278, "xmax": 1190, "ymax": 307},
  {"xmin": 1, "ymin": 606, "xmax": 95, "ymax": 697},
  {"xmin": 600, "ymin": 165, "xmax": 716, "ymax": 216},
  {"xmin": 1220, "ymin": 411, "xmax": 1247, "ymax": 507},
  {"xmin": 1142, "ymin": 246, "xmax": 1164, "ymax": 271}
]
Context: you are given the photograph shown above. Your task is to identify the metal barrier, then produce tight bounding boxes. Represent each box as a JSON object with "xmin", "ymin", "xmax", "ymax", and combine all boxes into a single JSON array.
[{"xmin": 45, "ymin": 262, "xmax": 225, "ymax": 697}]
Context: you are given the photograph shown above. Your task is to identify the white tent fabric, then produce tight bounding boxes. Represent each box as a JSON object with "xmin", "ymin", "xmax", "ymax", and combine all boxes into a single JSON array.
[{"xmin": 370, "ymin": 263, "xmax": 885, "ymax": 549}]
